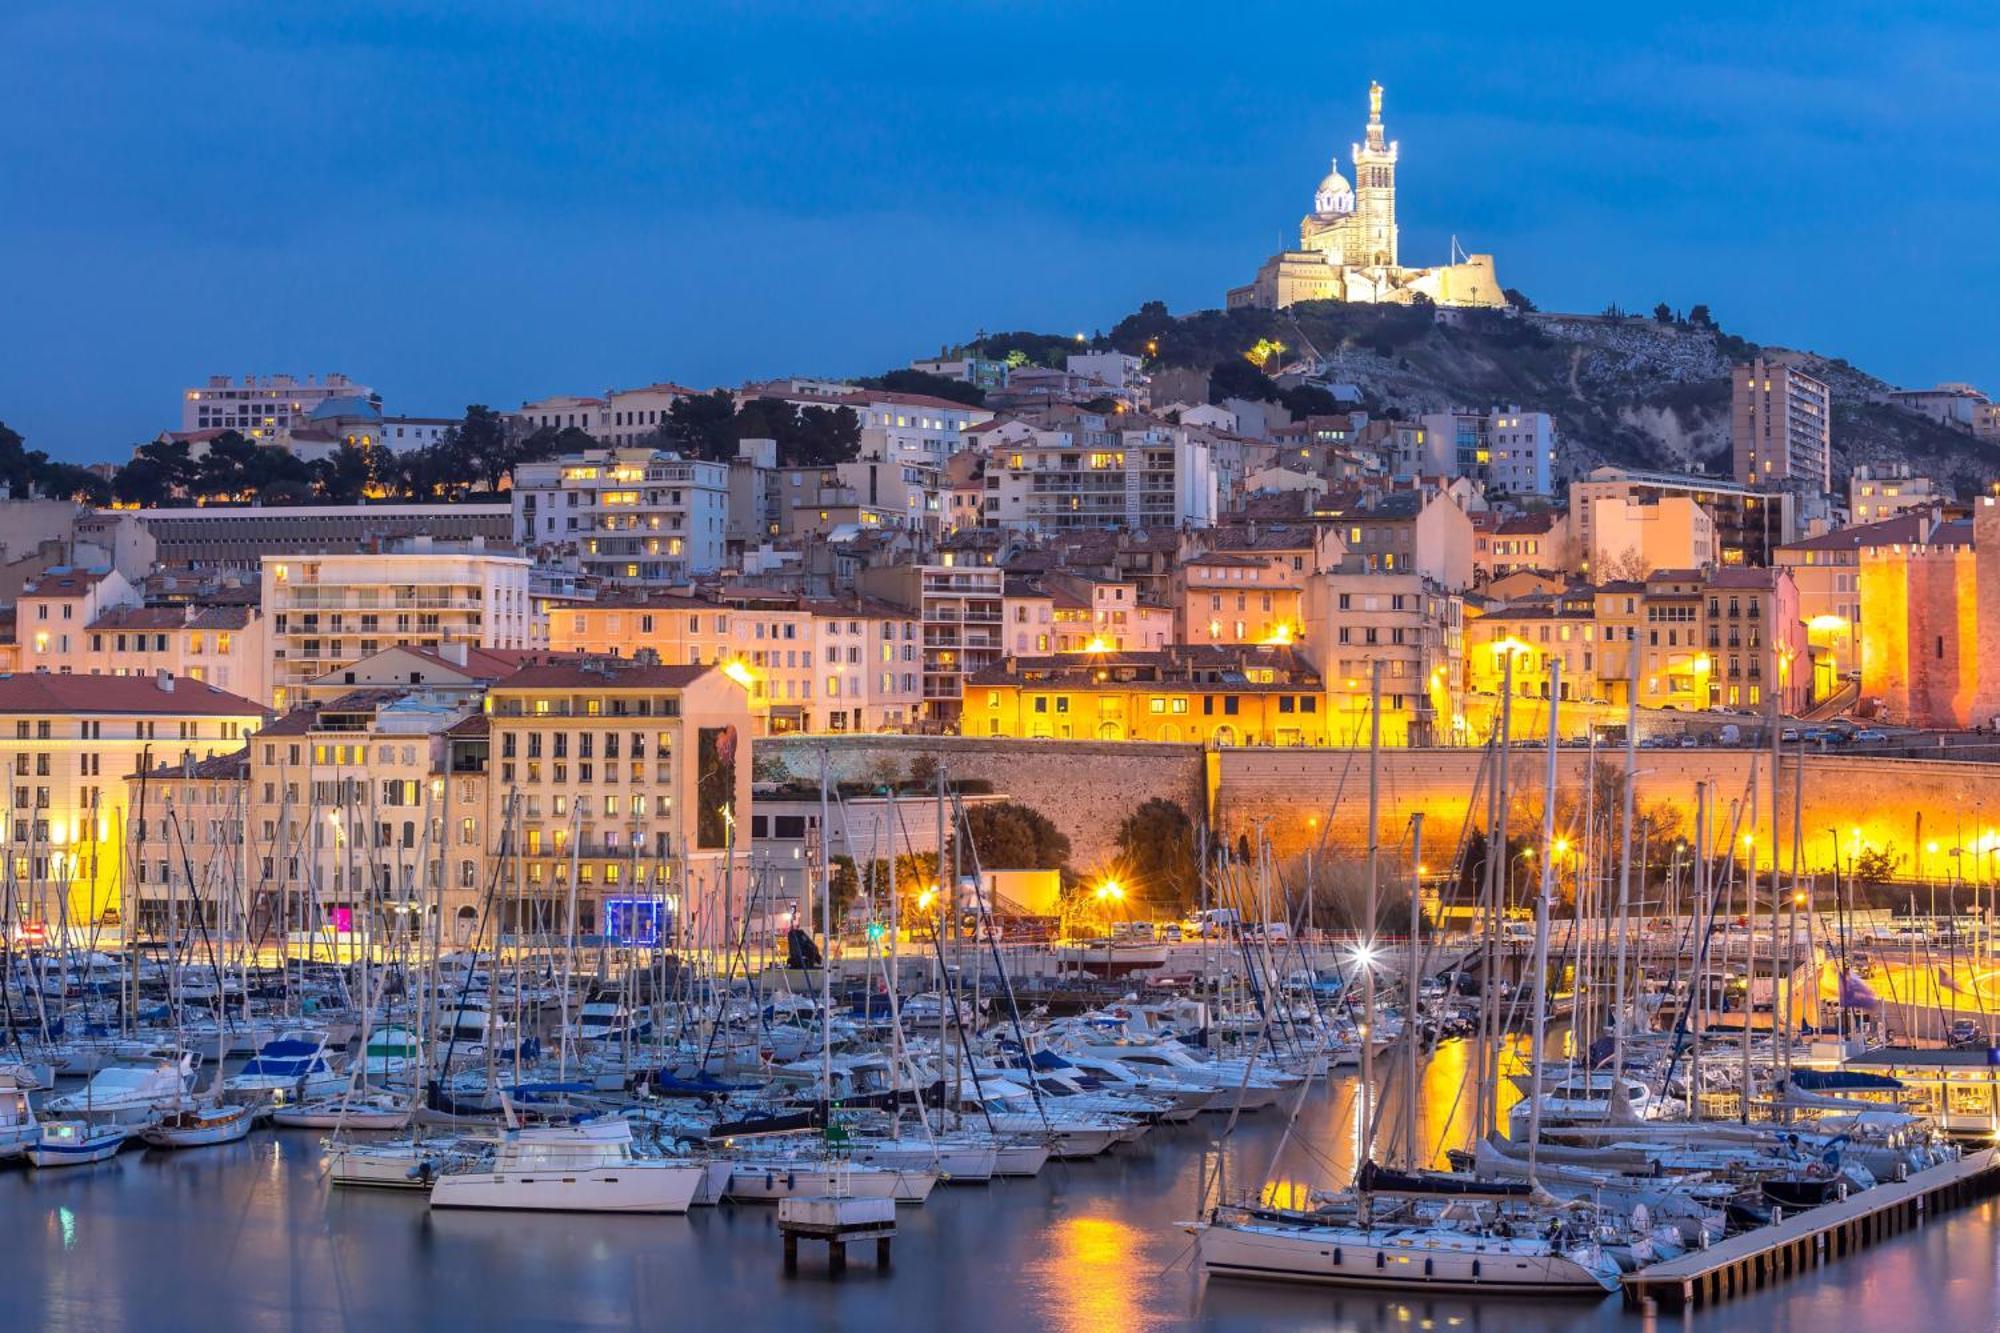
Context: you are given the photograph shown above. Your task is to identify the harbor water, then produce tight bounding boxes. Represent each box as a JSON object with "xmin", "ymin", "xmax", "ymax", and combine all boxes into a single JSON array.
[{"xmin": 4, "ymin": 1059, "xmax": 1997, "ymax": 1332}]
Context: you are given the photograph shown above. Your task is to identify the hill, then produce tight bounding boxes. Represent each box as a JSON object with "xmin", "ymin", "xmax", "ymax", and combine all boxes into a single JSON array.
[{"xmin": 970, "ymin": 301, "xmax": 2000, "ymax": 494}]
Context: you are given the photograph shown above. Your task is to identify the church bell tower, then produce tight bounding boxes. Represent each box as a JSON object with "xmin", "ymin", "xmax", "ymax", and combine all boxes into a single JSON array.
[{"xmin": 1351, "ymin": 81, "xmax": 1399, "ymax": 268}]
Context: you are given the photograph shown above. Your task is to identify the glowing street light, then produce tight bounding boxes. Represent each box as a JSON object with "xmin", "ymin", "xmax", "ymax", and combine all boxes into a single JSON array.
[{"xmin": 1094, "ymin": 878, "xmax": 1125, "ymax": 904}]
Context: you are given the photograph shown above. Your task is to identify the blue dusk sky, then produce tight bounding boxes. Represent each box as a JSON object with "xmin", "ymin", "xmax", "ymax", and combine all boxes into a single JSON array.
[{"xmin": 2, "ymin": 1, "xmax": 1995, "ymax": 460}]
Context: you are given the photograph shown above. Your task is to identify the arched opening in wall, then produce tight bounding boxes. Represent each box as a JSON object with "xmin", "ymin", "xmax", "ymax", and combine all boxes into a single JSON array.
[
  {"xmin": 453, "ymin": 904, "xmax": 478, "ymax": 947},
  {"xmin": 1097, "ymin": 722, "xmax": 1122, "ymax": 741},
  {"xmin": 1213, "ymin": 726, "xmax": 1238, "ymax": 748},
  {"xmin": 1159, "ymin": 724, "xmax": 1181, "ymax": 743}
]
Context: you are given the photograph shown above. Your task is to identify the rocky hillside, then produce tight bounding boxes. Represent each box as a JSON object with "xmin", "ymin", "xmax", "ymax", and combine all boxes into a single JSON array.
[{"xmin": 1001, "ymin": 301, "xmax": 2000, "ymax": 493}]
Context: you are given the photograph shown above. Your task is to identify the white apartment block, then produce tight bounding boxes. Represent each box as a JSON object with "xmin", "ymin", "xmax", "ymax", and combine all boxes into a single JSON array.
[
  {"xmin": 982, "ymin": 419, "xmax": 1216, "ymax": 533},
  {"xmin": 513, "ymin": 448, "xmax": 728, "ymax": 583},
  {"xmin": 804, "ymin": 601, "xmax": 923, "ymax": 732},
  {"xmin": 845, "ymin": 391, "xmax": 994, "ymax": 467},
  {"xmin": 261, "ymin": 540, "xmax": 536, "ymax": 710},
  {"xmin": 181, "ymin": 373, "xmax": 374, "ymax": 436}
]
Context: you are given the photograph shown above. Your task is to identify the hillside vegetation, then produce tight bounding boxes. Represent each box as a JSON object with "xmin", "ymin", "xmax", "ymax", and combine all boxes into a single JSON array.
[{"xmin": 974, "ymin": 300, "xmax": 2000, "ymax": 493}]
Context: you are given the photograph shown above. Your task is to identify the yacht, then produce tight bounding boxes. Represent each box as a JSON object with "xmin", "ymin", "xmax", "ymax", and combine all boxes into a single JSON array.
[
  {"xmin": 560, "ymin": 1001, "xmax": 652, "ymax": 1044},
  {"xmin": 720, "ymin": 1153, "xmax": 937, "ymax": 1204},
  {"xmin": 0, "ymin": 1073, "xmax": 39, "ymax": 1158},
  {"xmin": 46, "ymin": 1052, "xmax": 195, "ymax": 1125},
  {"xmin": 360, "ymin": 1025, "xmax": 422, "ymax": 1079},
  {"xmin": 225, "ymin": 1033, "xmax": 346, "ymax": 1109},
  {"xmin": 1506, "ymin": 1072, "xmax": 1659, "ymax": 1137},
  {"xmin": 272, "ymin": 1088, "xmax": 411, "ymax": 1130},
  {"xmin": 429, "ymin": 1118, "xmax": 704, "ymax": 1213},
  {"xmin": 326, "ymin": 1137, "xmax": 478, "ymax": 1189}
]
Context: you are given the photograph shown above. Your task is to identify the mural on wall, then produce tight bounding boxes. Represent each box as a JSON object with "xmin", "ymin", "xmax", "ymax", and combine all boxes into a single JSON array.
[{"xmin": 696, "ymin": 724, "xmax": 739, "ymax": 850}]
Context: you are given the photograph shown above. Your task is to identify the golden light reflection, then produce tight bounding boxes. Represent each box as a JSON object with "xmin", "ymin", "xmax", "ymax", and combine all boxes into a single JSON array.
[{"xmin": 1033, "ymin": 1216, "xmax": 1143, "ymax": 1333}]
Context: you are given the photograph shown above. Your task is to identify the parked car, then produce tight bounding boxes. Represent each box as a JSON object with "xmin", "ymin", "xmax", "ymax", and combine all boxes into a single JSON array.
[
  {"xmin": 1779, "ymin": 727, "xmax": 1801, "ymax": 742},
  {"xmin": 1948, "ymin": 1018, "xmax": 1986, "ymax": 1049},
  {"xmin": 1851, "ymin": 728, "xmax": 1890, "ymax": 743}
]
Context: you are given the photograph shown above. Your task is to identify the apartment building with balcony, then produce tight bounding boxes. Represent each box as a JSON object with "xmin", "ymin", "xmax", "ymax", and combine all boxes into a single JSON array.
[
  {"xmin": 513, "ymin": 447, "xmax": 728, "ymax": 583},
  {"xmin": 549, "ymin": 591, "xmax": 919, "ymax": 734},
  {"xmin": 260, "ymin": 540, "xmax": 536, "ymax": 710},
  {"xmin": 981, "ymin": 415, "xmax": 1216, "ymax": 533},
  {"xmin": 480, "ymin": 660, "xmax": 753, "ymax": 942},
  {"xmin": 1298, "ymin": 571, "xmax": 1464, "ymax": 746},
  {"xmin": 856, "ymin": 564, "xmax": 1005, "ymax": 727}
]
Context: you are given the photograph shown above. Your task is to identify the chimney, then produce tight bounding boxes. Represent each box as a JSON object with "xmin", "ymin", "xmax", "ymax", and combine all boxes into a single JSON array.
[
  {"xmin": 157, "ymin": 670, "xmax": 175, "ymax": 694},
  {"xmin": 442, "ymin": 642, "xmax": 470, "ymax": 667}
]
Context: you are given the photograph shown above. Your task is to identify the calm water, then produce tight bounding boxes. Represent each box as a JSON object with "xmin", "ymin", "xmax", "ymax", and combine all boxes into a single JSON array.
[{"xmin": 4, "ymin": 1068, "xmax": 1998, "ymax": 1332}]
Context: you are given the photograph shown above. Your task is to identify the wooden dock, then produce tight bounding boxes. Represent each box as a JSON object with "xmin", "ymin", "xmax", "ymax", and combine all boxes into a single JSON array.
[
  {"xmin": 778, "ymin": 1195, "xmax": 896, "ymax": 1275},
  {"xmin": 1622, "ymin": 1148, "xmax": 2000, "ymax": 1311}
]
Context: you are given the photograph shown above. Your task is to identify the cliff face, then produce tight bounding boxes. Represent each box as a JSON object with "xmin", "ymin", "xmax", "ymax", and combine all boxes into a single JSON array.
[{"xmin": 1110, "ymin": 301, "xmax": 2000, "ymax": 492}]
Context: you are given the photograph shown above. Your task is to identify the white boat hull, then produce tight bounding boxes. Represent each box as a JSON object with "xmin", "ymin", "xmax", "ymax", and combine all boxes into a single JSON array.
[
  {"xmin": 1198, "ymin": 1220, "xmax": 1620, "ymax": 1294},
  {"xmin": 30, "ymin": 1124, "xmax": 129, "ymax": 1168},
  {"xmin": 723, "ymin": 1162, "xmax": 937, "ymax": 1204},
  {"xmin": 430, "ymin": 1162, "xmax": 703, "ymax": 1213}
]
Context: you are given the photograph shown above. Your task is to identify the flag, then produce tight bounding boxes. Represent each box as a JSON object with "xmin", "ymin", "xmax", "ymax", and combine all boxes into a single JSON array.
[{"xmin": 1937, "ymin": 966, "xmax": 1964, "ymax": 995}]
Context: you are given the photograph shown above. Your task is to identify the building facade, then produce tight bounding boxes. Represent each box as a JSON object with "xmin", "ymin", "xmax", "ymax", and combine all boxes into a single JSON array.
[
  {"xmin": 513, "ymin": 448, "xmax": 729, "ymax": 583},
  {"xmin": 1732, "ymin": 359, "xmax": 1832, "ymax": 493}
]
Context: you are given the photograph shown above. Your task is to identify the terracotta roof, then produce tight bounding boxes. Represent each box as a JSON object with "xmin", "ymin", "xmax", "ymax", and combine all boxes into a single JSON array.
[
  {"xmin": 839, "ymin": 389, "xmax": 988, "ymax": 414},
  {"xmin": 398, "ymin": 646, "xmax": 576, "ymax": 679},
  {"xmin": 447, "ymin": 713, "xmax": 491, "ymax": 737},
  {"xmin": 23, "ymin": 569, "xmax": 111, "ymax": 598},
  {"xmin": 88, "ymin": 606, "xmax": 187, "ymax": 631},
  {"xmin": 0, "ymin": 672, "xmax": 265, "ymax": 716},
  {"xmin": 1780, "ymin": 512, "xmax": 1933, "ymax": 554}
]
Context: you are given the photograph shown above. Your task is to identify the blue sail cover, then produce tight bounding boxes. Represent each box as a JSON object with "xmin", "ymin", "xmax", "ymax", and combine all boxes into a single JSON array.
[{"xmin": 1789, "ymin": 1069, "xmax": 1903, "ymax": 1092}]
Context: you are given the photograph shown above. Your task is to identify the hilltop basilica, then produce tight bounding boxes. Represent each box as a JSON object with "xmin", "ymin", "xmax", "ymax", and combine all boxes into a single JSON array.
[{"xmin": 1227, "ymin": 84, "xmax": 1504, "ymax": 311}]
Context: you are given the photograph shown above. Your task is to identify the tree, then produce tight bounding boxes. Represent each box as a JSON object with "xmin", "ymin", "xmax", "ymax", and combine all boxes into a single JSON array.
[
  {"xmin": 1652, "ymin": 302, "xmax": 1674, "ymax": 324},
  {"xmin": 663, "ymin": 389, "xmax": 740, "ymax": 461},
  {"xmin": 959, "ymin": 801, "xmax": 1070, "ymax": 871},
  {"xmin": 1208, "ymin": 357, "xmax": 1277, "ymax": 405},
  {"xmin": 1279, "ymin": 383, "xmax": 1341, "ymax": 419},
  {"xmin": 457, "ymin": 405, "xmax": 513, "ymax": 492},
  {"xmin": 36, "ymin": 462, "xmax": 109, "ymax": 506},
  {"xmin": 1115, "ymin": 798, "xmax": 1199, "ymax": 911},
  {"xmin": 1504, "ymin": 288, "xmax": 1537, "ymax": 313},
  {"xmin": 313, "ymin": 441, "xmax": 374, "ymax": 504},
  {"xmin": 1687, "ymin": 304, "xmax": 1716, "ymax": 330},
  {"xmin": 857, "ymin": 368, "xmax": 985, "ymax": 408}
]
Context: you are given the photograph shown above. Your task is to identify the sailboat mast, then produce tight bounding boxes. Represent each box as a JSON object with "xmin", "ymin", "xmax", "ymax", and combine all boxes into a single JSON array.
[
  {"xmin": 1405, "ymin": 813, "xmax": 1422, "ymax": 1171},
  {"xmin": 1360, "ymin": 660, "xmax": 1382, "ymax": 1165},
  {"xmin": 1611, "ymin": 641, "xmax": 1638, "ymax": 1086},
  {"xmin": 1525, "ymin": 659, "xmax": 1560, "ymax": 1185}
]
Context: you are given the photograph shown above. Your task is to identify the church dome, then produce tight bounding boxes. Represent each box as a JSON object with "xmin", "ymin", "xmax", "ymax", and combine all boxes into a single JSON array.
[{"xmin": 1313, "ymin": 163, "xmax": 1354, "ymax": 217}]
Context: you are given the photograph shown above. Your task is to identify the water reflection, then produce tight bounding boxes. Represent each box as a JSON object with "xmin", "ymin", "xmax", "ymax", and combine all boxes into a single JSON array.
[{"xmin": 0, "ymin": 1069, "xmax": 1991, "ymax": 1331}]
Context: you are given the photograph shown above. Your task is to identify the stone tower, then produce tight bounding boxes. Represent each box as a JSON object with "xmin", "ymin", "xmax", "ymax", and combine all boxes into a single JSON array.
[{"xmin": 1351, "ymin": 81, "xmax": 1399, "ymax": 268}]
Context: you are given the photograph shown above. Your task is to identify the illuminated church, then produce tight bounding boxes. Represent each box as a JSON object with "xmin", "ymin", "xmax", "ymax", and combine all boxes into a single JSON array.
[{"xmin": 1227, "ymin": 84, "xmax": 1504, "ymax": 311}]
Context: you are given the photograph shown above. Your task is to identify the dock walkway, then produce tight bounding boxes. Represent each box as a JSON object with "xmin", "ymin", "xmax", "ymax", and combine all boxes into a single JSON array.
[{"xmin": 1622, "ymin": 1148, "xmax": 2000, "ymax": 1311}]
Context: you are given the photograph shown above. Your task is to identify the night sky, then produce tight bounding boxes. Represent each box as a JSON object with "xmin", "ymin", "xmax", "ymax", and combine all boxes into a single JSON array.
[{"xmin": 3, "ymin": 1, "xmax": 1994, "ymax": 459}]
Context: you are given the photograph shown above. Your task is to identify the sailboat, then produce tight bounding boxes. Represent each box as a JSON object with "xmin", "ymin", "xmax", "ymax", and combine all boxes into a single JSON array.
[
  {"xmin": 0, "ymin": 1073, "xmax": 41, "ymax": 1158},
  {"xmin": 140, "ymin": 1101, "xmax": 255, "ymax": 1149}
]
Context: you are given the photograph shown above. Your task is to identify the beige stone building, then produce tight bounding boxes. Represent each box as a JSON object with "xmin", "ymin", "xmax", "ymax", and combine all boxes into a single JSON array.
[{"xmin": 481, "ymin": 661, "xmax": 754, "ymax": 944}]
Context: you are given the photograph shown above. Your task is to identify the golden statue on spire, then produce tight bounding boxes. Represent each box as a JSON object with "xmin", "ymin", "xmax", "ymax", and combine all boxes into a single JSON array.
[{"xmin": 1369, "ymin": 80, "xmax": 1383, "ymax": 121}]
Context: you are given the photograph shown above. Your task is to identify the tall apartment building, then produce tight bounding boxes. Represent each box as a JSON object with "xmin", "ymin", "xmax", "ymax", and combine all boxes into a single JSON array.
[
  {"xmin": 982, "ymin": 417, "xmax": 1216, "ymax": 533},
  {"xmin": 181, "ymin": 374, "xmax": 375, "ymax": 436},
  {"xmin": 855, "ymin": 563, "xmax": 1005, "ymax": 726},
  {"xmin": 1732, "ymin": 358, "xmax": 1832, "ymax": 492},
  {"xmin": 1571, "ymin": 467, "xmax": 1797, "ymax": 569},
  {"xmin": 481, "ymin": 661, "xmax": 754, "ymax": 942},
  {"xmin": 513, "ymin": 448, "xmax": 728, "ymax": 583},
  {"xmin": 261, "ymin": 540, "xmax": 537, "ymax": 710}
]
